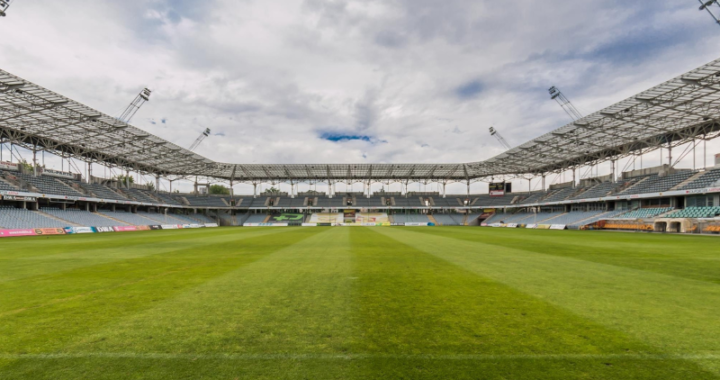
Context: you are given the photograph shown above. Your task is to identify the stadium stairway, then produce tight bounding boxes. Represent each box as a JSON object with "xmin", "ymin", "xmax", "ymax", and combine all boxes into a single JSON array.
[
  {"xmin": 572, "ymin": 211, "xmax": 613, "ymax": 227},
  {"xmin": 671, "ymin": 171, "xmax": 706, "ymax": 191},
  {"xmin": 617, "ymin": 176, "xmax": 651, "ymax": 195},
  {"xmin": 427, "ymin": 215, "xmax": 438, "ymax": 225},
  {"xmin": 0, "ymin": 173, "xmax": 21, "ymax": 190},
  {"xmin": 57, "ymin": 179, "xmax": 87, "ymax": 196},
  {"xmin": 35, "ymin": 209, "xmax": 81, "ymax": 226},
  {"xmin": 100, "ymin": 212, "xmax": 133, "ymax": 225},
  {"xmin": 263, "ymin": 215, "xmax": 271, "ymax": 223},
  {"xmin": 537, "ymin": 212, "xmax": 568, "ymax": 224}
]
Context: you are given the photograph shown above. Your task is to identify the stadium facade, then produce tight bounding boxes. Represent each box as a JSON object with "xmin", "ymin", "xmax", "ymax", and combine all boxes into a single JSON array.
[{"xmin": 1, "ymin": 59, "xmax": 720, "ymax": 233}]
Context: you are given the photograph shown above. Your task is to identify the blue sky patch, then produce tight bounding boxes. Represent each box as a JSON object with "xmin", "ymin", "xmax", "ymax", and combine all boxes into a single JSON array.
[
  {"xmin": 321, "ymin": 132, "xmax": 373, "ymax": 142},
  {"xmin": 455, "ymin": 80, "xmax": 484, "ymax": 99}
]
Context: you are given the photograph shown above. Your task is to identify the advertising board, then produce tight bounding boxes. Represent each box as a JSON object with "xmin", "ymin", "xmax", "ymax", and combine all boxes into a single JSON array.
[
  {"xmin": 113, "ymin": 226, "xmax": 138, "ymax": 232},
  {"xmin": 0, "ymin": 161, "xmax": 18, "ymax": 171},
  {"xmin": 64, "ymin": 227, "xmax": 96, "ymax": 234},
  {"xmin": 0, "ymin": 229, "xmax": 37, "ymax": 237}
]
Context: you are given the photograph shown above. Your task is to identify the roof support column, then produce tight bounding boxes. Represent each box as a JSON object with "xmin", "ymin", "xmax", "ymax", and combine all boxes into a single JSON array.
[
  {"xmin": 32, "ymin": 145, "xmax": 37, "ymax": 176},
  {"xmin": 230, "ymin": 180, "xmax": 234, "ymax": 203},
  {"xmin": 572, "ymin": 168, "xmax": 576, "ymax": 188},
  {"xmin": 442, "ymin": 181, "xmax": 447, "ymax": 198},
  {"xmin": 155, "ymin": 175, "xmax": 160, "ymax": 194},
  {"xmin": 125, "ymin": 170, "xmax": 130, "ymax": 189},
  {"xmin": 87, "ymin": 162, "xmax": 92, "ymax": 184},
  {"xmin": 611, "ymin": 159, "xmax": 616, "ymax": 183},
  {"xmin": 253, "ymin": 183, "xmax": 257, "ymax": 198},
  {"xmin": 667, "ymin": 142, "xmax": 672, "ymax": 167},
  {"xmin": 541, "ymin": 175, "xmax": 546, "ymax": 191},
  {"xmin": 466, "ymin": 180, "xmax": 470, "ymax": 197}
]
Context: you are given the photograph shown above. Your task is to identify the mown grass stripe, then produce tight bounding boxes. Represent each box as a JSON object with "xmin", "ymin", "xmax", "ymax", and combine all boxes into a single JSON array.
[
  {"xmin": 2, "ymin": 352, "xmax": 720, "ymax": 361},
  {"xmin": 374, "ymin": 227, "xmax": 720, "ymax": 355},
  {"xmin": 422, "ymin": 227, "xmax": 720, "ymax": 285},
  {"xmin": 0, "ymin": 228, "xmax": 325, "ymax": 353},
  {"xmin": 58, "ymin": 228, "xmax": 356, "ymax": 356},
  {"xmin": 0, "ymin": 227, "xmax": 292, "ymax": 283}
]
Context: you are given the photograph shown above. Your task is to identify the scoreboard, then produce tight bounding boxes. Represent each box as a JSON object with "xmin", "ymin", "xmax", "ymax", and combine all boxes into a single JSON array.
[{"xmin": 489, "ymin": 182, "xmax": 512, "ymax": 197}]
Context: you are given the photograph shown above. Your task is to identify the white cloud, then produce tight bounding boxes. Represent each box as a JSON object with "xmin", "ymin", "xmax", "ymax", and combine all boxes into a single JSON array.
[{"xmin": 1, "ymin": 0, "xmax": 719, "ymax": 194}]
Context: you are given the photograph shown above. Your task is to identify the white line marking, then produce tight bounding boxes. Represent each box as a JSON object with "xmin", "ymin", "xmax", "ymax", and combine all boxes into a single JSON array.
[{"xmin": 1, "ymin": 353, "xmax": 719, "ymax": 361}]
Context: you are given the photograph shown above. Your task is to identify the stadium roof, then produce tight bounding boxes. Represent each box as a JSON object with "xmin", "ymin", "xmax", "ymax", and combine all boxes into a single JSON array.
[{"xmin": 2, "ymin": 58, "xmax": 720, "ymax": 183}]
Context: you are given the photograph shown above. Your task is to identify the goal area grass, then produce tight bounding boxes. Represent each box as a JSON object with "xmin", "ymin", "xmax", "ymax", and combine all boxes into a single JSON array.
[{"xmin": 1, "ymin": 226, "xmax": 720, "ymax": 379}]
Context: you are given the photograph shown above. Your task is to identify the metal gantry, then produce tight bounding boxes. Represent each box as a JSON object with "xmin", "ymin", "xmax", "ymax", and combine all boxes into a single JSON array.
[
  {"xmin": 0, "ymin": 0, "xmax": 12, "ymax": 17},
  {"xmin": 1, "ymin": 57, "xmax": 720, "ymax": 185},
  {"xmin": 698, "ymin": 0, "xmax": 720, "ymax": 25},
  {"xmin": 189, "ymin": 128, "xmax": 211, "ymax": 151},
  {"xmin": 549, "ymin": 86, "xmax": 583, "ymax": 122},
  {"xmin": 489, "ymin": 127, "xmax": 511, "ymax": 150},
  {"xmin": 118, "ymin": 88, "xmax": 151, "ymax": 124}
]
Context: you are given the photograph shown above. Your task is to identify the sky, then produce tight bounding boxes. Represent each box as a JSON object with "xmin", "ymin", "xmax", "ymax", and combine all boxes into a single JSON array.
[{"xmin": 1, "ymin": 0, "xmax": 720, "ymax": 195}]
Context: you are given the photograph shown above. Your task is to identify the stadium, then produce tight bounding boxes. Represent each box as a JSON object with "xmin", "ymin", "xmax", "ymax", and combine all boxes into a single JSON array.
[{"xmin": 2, "ymin": 1, "xmax": 720, "ymax": 379}]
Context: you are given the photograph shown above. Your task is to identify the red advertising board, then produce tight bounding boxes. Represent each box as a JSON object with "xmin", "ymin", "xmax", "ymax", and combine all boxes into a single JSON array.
[
  {"xmin": 113, "ymin": 226, "xmax": 138, "ymax": 232},
  {"xmin": 0, "ymin": 229, "xmax": 37, "ymax": 238}
]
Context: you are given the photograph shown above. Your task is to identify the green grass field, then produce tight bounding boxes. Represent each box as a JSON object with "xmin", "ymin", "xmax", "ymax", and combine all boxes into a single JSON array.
[{"xmin": 1, "ymin": 227, "xmax": 720, "ymax": 379}]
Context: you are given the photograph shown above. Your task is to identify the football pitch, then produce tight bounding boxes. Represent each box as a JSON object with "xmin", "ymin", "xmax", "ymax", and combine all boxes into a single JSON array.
[{"xmin": 1, "ymin": 227, "xmax": 720, "ymax": 379}]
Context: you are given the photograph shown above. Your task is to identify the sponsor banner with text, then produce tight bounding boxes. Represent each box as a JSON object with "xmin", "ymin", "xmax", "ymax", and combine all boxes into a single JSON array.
[
  {"xmin": 404, "ymin": 222, "xmax": 429, "ymax": 226},
  {"xmin": 0, "ymin": 161, "xmax": 19, "ymax": 171},
  {"xmin": 149, "ymin": 225, "xmax": 162, "ymax": 230},
  {"xmin": 34, "ymin": 228, "xmax": 65, "ymax": 235},
  {"xmin": 95, "ymin": 227, "xmax": 114, "ymax": 233},
  {"xmin": 0, "ymin": 229, "xmax": 37, "ymax": 237},
  {"xmin": 161, "ymin": 224, "xmax": 181, "ymax": 230},
  {"xmin": 550, "ymin": 224, "xmax": 566, "ymax": 230},
  {"xmin": 2, "ymin": 195, "xmax": 37, "ymax": 202},
  {"xmin": 301, "ymin": 223, "xmax": 318, "ymax": 227},
  {"xmin": 64, "ymin": 227, "xmax": 96, "ymax": 234},
  {"xmin": 113, "ymin": 226, "xmax": 138, "ymax": 232},
  {"xmin": 41, "ymin": 168, "xmax": 75, "ymax": 179},
  {"xmin": 204, "ymin": 223, "xmax": 219, "ymax": 228}
]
